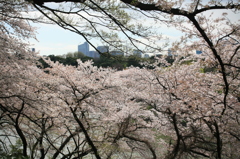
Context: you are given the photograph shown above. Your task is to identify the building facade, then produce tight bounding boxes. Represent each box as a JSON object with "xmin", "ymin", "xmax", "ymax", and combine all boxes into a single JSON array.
[
  {"xmin": 78, "ymin": 42, "xmax": 89, "ymax": 56},
  {"xmin": 133, "ymin": 50, "xmax": 143, "ymax": 57},
  {"xmin": 89, "ymin": 51, "xmax": 100, "ymax": 58},
  {"xmin": 97, "ymin": 46, "xmax": 109, "ymax": 54},
  {"xmin": 110, "ymin": 50, "xmax": 124, "ymax": 56}
]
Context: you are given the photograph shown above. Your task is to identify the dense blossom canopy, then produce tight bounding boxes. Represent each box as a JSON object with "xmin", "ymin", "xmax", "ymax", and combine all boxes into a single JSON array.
[{"xmin": 0, "ymin": 0, "xmax": 239, "ymax": 158}]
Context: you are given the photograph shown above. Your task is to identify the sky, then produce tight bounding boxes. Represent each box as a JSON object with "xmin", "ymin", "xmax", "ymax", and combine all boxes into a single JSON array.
[
  {"xmin": 29, "ymin": 23, "xmax": 85, "ymax": 56},
  {"xmin": 28, "ymin": 2, "xmax": 240, "ymax": 56},
  {"xmin": 27, "ymin": 2, "xmax": 181, "ymax": 56},
  {"xmin": 29, "ymin": 20, "xmax": 183, "ymax": 56}
]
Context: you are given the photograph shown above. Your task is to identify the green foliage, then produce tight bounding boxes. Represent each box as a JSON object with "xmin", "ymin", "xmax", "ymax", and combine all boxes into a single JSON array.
[
  {"xmin": 155, "ymin": 133, "xmax": 172, "ymax": 143},
  {"xmin": 37, "ymin": 58, "xmax": 50, "ymax": 68},
  {"xmin": 180, "ymin": 60, "xmax": 194, "ymax": 65},
  {"xmin": 200, "ymin": 67, "xmax": 217, "ymax": 73},
  {"xmin": 48, "ymin": 55, "xmax": 66, "ymax": 64},
  {"xmin": 0, "ymin": 144, "xmax": 7, "ymax": 157},
  {"xmin": 39, "ymin": 52, "xmax": 175, "ymax": 70},
  {"xmin": 65, "ymin": 56, "xmax": 78, "ymax": 66},
  {"xmin": 181, "ymin": 119, "xmax": 188, "ymax": 127},
  {"xmin": 95, "ymin": 52, "xmax": 127, "ymax": 70},
  {"xmin": 0, "ymin": 140, "xmax": 29, "ymax": 159},
  {"xmin": 67, "ymin": 51, "xmax": 85, "ymax": 59},
  {"xmin": 146, "ymin": 105, "xmax": 153, "ymax": 110},
  {"xmin": 127, "ymin": 55, "xmax": 143, "ymax": 67},
  {"xmin": 199, "ymin": 68, "xmax": 205, "ymax": 73},
  {"xmin": 165, "ymin": 56, "xmax": 175, "ymax": 64},
  {"xmin": 216, "ymin": 89, "xmax": 223, "ymax": 94},
  {"xmin": 92, "ymin": 53, "xmax": 148, "ymax": 70},
  {"xmin": 40, "ymin": 53, "xmax": 93, "ymax": 68}
]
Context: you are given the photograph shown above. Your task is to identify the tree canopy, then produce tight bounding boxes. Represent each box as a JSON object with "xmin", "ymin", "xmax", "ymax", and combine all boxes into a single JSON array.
[{"xmin": 0, "ymin": 0, "xmax": 239, "ymax": 158}]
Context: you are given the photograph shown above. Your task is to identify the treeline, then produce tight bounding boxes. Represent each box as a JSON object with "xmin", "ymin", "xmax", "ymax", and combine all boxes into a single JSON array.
[
  {"xmin": 39, "ymin": 51, "xmax": 177, "ymax": 70},
  {"xmin": 39, "ymin": 51, "xmax": 156, "ymax": 70}
]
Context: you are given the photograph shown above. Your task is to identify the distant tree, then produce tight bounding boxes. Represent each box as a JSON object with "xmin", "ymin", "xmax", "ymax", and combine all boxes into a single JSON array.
[
  {"xmin": 65, "ymin": 56, "xmax": 78, "ymax": 66},
  {"xmin": 127, "ymin": 55, "xmax": 143, "ymax": 68},
  {"xmin": 48, "ymin": 54, "xmax": 66, "ymax": 63},
  {"xmin": 66, "ymin": 52, "xmax": 74, "ymax": 58},
  {"xmin": 38, "ymin": 57, "xmax": 50, "ymax": 68},
  {"xmin": 94, "ymin": 52, "xmax": 127, "ymax": 69},
  {"xmin": 73, "ymin": 51, "xmax": 85, "ymax": 58},
  {"xmin": 44, "ymin": 53, "xmax": 92, "ymax": 67}
]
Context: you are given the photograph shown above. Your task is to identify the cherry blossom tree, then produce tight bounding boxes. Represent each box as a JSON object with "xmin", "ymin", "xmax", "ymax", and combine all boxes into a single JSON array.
[
  {"xmin": 0, "ymin": 0, "xmax": 36, "ymax": 157},
  {"xmin": 119, "ymin": 59, "xmax": 239, "ymax": 158},
  {"xmin": 1, "ymin": 0, "xmax": 239, "ymax": 159}
]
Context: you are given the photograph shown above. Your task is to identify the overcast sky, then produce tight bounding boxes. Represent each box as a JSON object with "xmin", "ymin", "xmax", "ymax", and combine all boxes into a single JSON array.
[
  {"xmin": 29, "ymin": 21, "xmax": 184, "ymax": 56},
  {"xmin": 28, "ymin": 4, "xmax": 240, "ymax": 56},
  {"xmin": 29, "ymin": 23, "xmax": 85, "ymax": 56}
]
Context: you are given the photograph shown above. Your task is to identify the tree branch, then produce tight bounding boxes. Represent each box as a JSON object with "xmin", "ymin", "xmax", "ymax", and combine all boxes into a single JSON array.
[{"xmin": 70, "ymin": 107, "xmax": 101, "ymax": 159}]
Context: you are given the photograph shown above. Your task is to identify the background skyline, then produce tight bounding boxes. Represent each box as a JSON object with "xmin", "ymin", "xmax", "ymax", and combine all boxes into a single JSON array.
[
  {"xmin": 28, "ymin": 21, "xmax": 184, "ymax": 56},
  {"xmin": 28, "ymin": 8, "xmax": 240, "ymax": 56}
]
